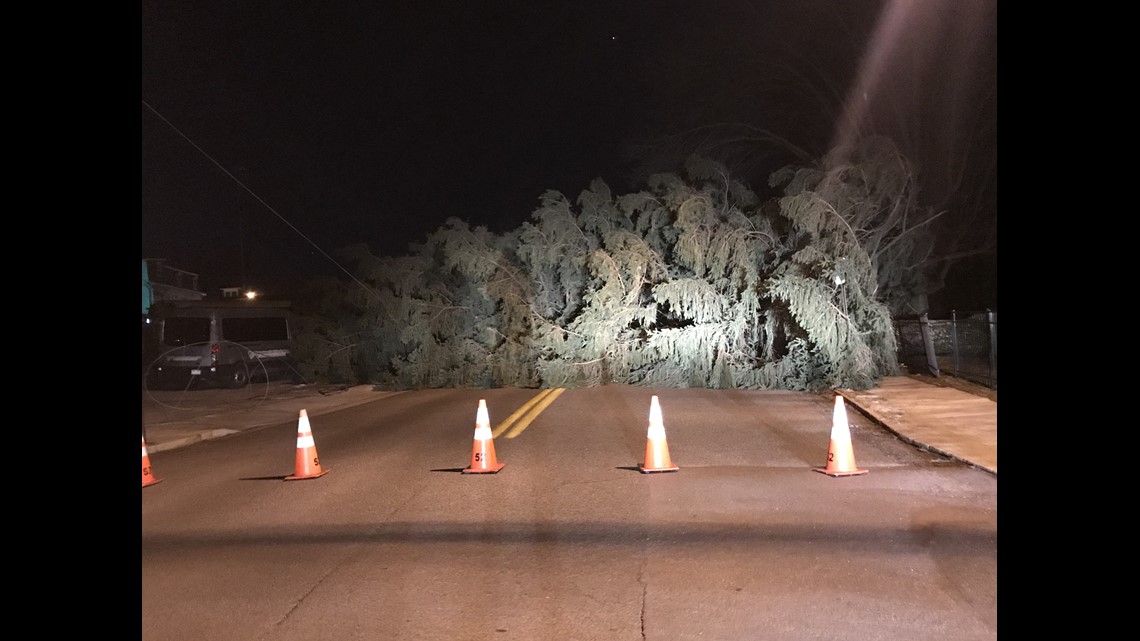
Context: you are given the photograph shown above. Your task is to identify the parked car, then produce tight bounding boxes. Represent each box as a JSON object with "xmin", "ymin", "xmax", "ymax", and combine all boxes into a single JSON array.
[{"xmin": 144, "ymin": 299, "xmax": 297, "ymax": 389}]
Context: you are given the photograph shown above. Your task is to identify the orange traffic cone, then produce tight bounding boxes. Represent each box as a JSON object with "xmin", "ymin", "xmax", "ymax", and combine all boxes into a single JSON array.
[
  {"xmin": 463, "ymin": 399, "xmax": 505, "ymax": 474},
  {"xmin": 814, "ymin": 395, "xmax": 868, "ymax": 477},
  {"xmin": 285, "ymin": 409, "xmax": 329, "ymax": 480},
  {"xmin": 142, "ymin": 434, "xmax": 162, "ymax": 488},
  {"xmin": 639, "ymin": 395, "xmax": 678, "ymax": 473}
]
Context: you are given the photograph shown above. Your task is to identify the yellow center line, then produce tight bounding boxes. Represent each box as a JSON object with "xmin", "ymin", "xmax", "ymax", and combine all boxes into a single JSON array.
[
  {"xmin": 492, "ymin": 388, "xmax": 556, "ymax": 439},
  {"xmin": 505, "ymin": 387, "xmax": 566, "ymax": 439}
]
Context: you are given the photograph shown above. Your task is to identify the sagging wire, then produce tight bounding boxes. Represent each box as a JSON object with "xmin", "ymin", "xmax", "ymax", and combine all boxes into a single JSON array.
[{"xmin": 142, "ymin": 99, "xmax": 382, "ymax": 301}]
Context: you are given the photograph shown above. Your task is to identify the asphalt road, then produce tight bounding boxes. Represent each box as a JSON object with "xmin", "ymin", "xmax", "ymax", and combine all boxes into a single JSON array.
[{"xmin": 141, "ymin": 385, "xmax": 996, "ymax": 641}]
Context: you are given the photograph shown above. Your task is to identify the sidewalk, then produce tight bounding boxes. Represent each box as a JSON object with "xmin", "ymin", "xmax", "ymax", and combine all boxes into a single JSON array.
[
  {"xmin": 141, "ymin": 383, "xmax": 396, "ymax": 453},
  {"xmin": 837, "ymin": 376, "xmax": 997, "ymax": 474},
  {"xmin": 141, "ymin": 376, "xmax": 996, "ymax": 474}
]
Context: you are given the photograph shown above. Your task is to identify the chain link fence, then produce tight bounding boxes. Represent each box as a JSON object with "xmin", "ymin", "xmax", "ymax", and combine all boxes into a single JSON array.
[{"xmin": 895, "ymin": 310, "xmax": 997, "ymax": 389}]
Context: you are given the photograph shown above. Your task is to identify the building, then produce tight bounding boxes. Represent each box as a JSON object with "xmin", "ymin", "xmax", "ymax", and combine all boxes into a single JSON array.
[{"xmin": 143, "ymin": 258, "xmax": 205, "ymax": 315}]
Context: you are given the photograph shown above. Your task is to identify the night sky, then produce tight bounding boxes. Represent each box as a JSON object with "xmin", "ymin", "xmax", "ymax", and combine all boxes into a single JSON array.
[{"xmin": 142, "ymin": 1, "xmax": 997, "ymax": 309}]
